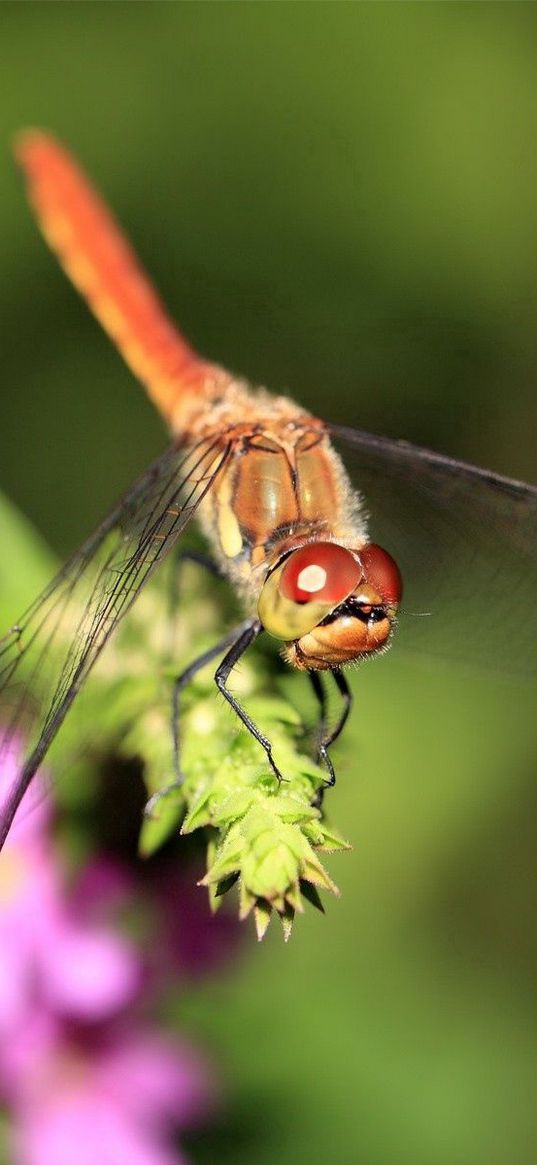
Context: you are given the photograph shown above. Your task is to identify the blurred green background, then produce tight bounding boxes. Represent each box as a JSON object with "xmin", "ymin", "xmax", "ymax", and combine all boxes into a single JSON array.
[{"xmin": 2, "ymin": 3, "xmax": 537, "ymax": 1164}]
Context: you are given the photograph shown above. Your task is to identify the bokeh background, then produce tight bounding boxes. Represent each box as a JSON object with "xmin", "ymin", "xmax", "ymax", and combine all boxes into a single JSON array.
[{"xmin": 1, "ymin": 3, "xmax": 537, "ymax": 1163}]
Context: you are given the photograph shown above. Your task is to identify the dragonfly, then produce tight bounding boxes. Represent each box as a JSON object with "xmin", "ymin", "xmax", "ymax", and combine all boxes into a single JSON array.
[{"xmin": 1, "ymin": 131, "xmax": 536, "ymax": 851}]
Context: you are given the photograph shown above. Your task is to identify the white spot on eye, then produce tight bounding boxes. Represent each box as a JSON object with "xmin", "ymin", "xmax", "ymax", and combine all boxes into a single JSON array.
[{"xmin": 297, "ymin": 564, "xmax": 327, "ymax": 594}]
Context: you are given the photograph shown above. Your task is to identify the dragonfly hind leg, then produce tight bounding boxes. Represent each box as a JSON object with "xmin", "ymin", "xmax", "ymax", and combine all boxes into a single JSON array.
[
  {"xmin": 309, "ymin": 668, "xmax": 352, "ymax": 793},
  {"xmin": 143, "ymin": 619, "xmax": 254, "ymax": 819},
  {"xmin": 165, "ymin": 548, "xmax": 224, "ymax": 624}
]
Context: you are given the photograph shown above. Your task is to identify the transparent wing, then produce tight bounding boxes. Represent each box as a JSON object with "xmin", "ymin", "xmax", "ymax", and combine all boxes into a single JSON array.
[
  {"xmin": 0, "ymin": 435, "xmax": 230, "ymax": 847},
  {"xmin": 330, "ymin": 424, "xmax": 537, "ymax": 676}
]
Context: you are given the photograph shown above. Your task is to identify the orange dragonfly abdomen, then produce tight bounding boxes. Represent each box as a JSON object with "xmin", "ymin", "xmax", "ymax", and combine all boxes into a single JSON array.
[
  {"xmin": 14, "ymin": 130, "xmax": 226, "ymax": 430},
  {"xmin": 15, "ymin": 131, "xmax": 366, "ymax": 588}
]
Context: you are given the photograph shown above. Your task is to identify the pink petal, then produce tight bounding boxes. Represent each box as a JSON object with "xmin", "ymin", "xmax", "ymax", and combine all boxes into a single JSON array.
[
  {"xmin": 13, "ymin": 1096, "xmax": 188, "ymax": 1165},
  {"xmin": 0, "ymin": 943, "xmax": 32, "ymax": 1042},
  {"xmin": 0, "ymin": 1012, "xmax": 58, "ymax": 1101},
  {"xmin": 98, "ymin": 1028, "xmax": 215, "ymax": 1128},
  {"xmin": 41, "ymin": 925, "xmax": 141, "ymax": 1020},
  {"xmin": 0, "ymin": 735, "xmax": 51, "ymax": 844}
]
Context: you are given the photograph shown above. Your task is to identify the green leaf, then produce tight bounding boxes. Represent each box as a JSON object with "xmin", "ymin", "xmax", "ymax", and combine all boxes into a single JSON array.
[
  {"xmin": 0, "ymin": 490, "xmax": 56, "ymax": 624},
  {"xmin": 138, "ymin": 795, "xmax": 185, "ymax": 857}
]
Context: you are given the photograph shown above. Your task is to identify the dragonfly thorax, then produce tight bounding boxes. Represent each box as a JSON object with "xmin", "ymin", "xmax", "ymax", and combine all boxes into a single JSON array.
[{"xmin": 198, "ymin": 410, "xmax": 367, "ymax": 582}]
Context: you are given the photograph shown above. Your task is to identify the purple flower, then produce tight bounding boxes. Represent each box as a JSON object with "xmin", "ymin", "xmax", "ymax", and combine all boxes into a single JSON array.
[
  {"xmin": 0, "ymin": 739, "xmax": 140, "ymax": 1038},
  {"xmin": 144, "ymin": 857, "xmax": 242, "ymax": 982},
  {"xmin": 0, "ymin": 737, "xmax": 216, "ymax": 1164},
  {"xmin": 4, "ymin": 1014, "xmax": 213, "ymax": 1165}
]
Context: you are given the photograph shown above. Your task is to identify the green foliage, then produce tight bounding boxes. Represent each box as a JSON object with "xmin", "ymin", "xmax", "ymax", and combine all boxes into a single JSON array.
[
  {"xmin": 0, "ymin": 490, "xmax": 56, "ymax": 626},
  {"xmin": 0, "ymin": 493, "xmax": 350, "ymax": 936},
  {"xmin": 111, "ymin": 567, "xmax": 351, "ymax": 939},
  {"xmin": 3, "ymin": 6, "xmax": 537, "ymax": 1159}
]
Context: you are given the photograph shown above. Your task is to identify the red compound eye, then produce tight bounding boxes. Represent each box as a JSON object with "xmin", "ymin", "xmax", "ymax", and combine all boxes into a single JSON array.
[
  {"xmin": 359, "ymin": 543, "xmax": 402, "ymax": 605},
  {"xmin": 280, "ymin": 542, "xmax": 362, "ymax": 605}
]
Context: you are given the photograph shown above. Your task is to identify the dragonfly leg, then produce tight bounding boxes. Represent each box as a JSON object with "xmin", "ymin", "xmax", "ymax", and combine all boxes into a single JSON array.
[
  {"xmin": 309, "ymin": 668, "xmax": 352, "ymax": 791},
  {"xmin": 175, "ymin": 548, "xmax": 223, "ymax": 578},
  {"xmin": 215, "ymin": 619, "xmax": 286, "ymax": 784},
  {"xmin": 165, "ymin": 548, "xmax": 224, "ymax": 622},
  {"xmin": 144, "ymin": 619, "xmax": 254, "ymax": 819}
]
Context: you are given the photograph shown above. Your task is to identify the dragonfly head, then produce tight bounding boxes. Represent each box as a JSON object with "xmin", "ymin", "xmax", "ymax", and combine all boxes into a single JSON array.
[{"xmin": 257, "ymin": 540, "xmax": 402, "ymax": 671}]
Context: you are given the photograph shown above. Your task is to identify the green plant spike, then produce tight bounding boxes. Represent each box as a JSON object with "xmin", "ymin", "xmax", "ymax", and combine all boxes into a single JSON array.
[
  {"xmin": 12, "ymin": 537, "xmax": 352, "ymax": 939},
  {"xmin": 127, "ymin": 564, "xmax": 352, "ymax": 938}
]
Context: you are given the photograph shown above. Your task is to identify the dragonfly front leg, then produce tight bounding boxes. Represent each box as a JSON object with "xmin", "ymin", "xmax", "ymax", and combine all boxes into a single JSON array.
[
  {"xmin": 144, "ymin": 619, "xmax": 254, "ymax": 819},
  {"xmin": 215, "ymin": 618, "xmax": 286, "ymax": 784}
]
